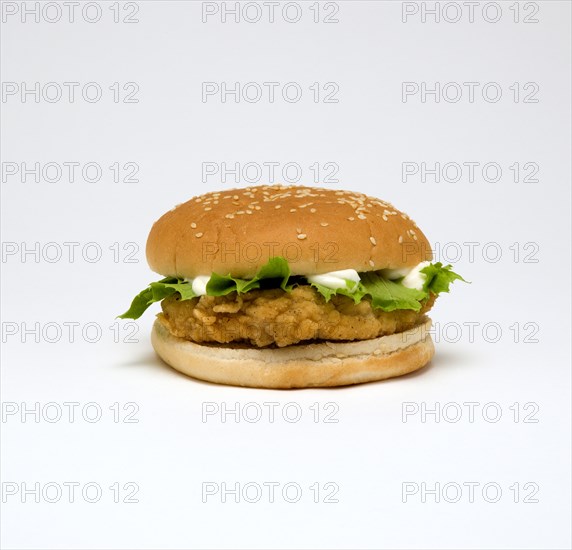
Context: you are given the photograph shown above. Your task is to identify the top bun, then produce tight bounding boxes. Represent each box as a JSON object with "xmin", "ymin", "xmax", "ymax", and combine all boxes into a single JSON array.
[{"xmin": 146, "ymin": 185, "xmax": 432, "ymax": 279}]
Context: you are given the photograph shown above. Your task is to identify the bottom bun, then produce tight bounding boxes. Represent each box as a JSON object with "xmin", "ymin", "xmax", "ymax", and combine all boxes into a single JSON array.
[{"xmin": 151, "ymin": 318, "xmax": 434, "ymax": 389}]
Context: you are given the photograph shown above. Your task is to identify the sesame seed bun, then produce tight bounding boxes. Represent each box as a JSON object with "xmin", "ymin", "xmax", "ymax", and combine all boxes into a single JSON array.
[
  {"xmin": 151, "ymin": 318, "xmax": 434, "ymax": 388},
  {"xmin": 146, "ymin": 185, "xmax": 432, "ymax": 278}
]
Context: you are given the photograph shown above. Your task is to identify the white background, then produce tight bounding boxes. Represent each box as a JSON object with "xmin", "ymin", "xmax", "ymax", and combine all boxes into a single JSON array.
[{"xmin": 1, "ymin": 1, "xmax": 571, "ymax": 548}]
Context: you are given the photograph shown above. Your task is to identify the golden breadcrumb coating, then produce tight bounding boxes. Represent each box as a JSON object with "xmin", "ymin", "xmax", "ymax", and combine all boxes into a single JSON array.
[{"xmin": 159, "ymin": 285, "xmax": 435, "ymax": 348}]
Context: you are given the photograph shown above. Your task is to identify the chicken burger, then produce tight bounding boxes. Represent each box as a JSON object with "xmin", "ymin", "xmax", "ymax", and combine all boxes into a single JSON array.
[{"xmin": 119, "ymin": 185, "xmax": 465, "ymax": 388}]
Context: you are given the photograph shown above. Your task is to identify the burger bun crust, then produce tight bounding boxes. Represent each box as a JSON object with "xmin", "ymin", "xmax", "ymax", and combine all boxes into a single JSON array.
[{"xmin": 146, "ymin": 185, "xmax": 432, "ymax": 279}]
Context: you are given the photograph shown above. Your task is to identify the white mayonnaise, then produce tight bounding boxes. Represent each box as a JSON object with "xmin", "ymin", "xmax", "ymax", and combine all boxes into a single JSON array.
[
  {"xmin": 379, "ymin": 266, "xmax": 411, "ymax": 280},
  {"xmin": 306, "ymin": 269, "xmax": 361, "ymax": 293},
  {"xmin": 186, "ymin": 275, "xmax": 210, "ymax": 296},
  {"xmin": 401, "ymin": 261, "xmax": 431, "ymax": 291}
]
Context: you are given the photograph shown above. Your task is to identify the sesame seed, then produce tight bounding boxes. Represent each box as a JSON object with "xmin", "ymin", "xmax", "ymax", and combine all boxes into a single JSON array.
[
  {"xmin": 225, "ymin": 214, "xmax": 234, "ymax": 219},
  {"xmin": 290, "ymin": 209, "xmax": 296, "ymax": 213},
  {"xmin": 297, "ymin": 234, "xmax": 307, "ymax": 240},
  {"xmin": 398, "ymin": 236, "xmax": 403, "ymax": 244},
  {"xmin": 382, "ymin": 215, "xmax": 388, "ymax": 221},
  {"xmin": 370, "ymin": 237, "xmax": 377, "ymax": 245},
  {"xmin": 358, "ymin": 214, "xmax": 366, "ymax": 220},
  {"xmin": 236, "ymin": 210, "xmax": 244, "ymax": 215},
  {"xmin": 275, "ymin": 205, "xmax": 281, "ymax": 209},
  {"xmin": 190, "ymin": 222, "xmax": 197, "ymax": 229},
  {"xmin": 369, "ymin": 260, "xmax": 375, "ymax": 267},
  {"xmin": 204, "ymin": 207, "xmax": 212, "ymax": 211},
  {"xmin": 348, "ymin": 217, "xmax": 355, "ymax": 221},
  {"xmin": 310, "ymin": 208, "xmax": 316, "ymax": 213},
  {"xmin": 195, "ymin": 232, "xmax": 203, "ymax": 238},
  {"xmin": 320, "ymin": 222, "xmax": 329, "ymax": 227},
  {"xmin": 233, "ymin": 195, "xmax": 239, "ymax": 200}
]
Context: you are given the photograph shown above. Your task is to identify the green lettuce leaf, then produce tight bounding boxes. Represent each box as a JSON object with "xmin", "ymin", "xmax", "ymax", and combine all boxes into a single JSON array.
[
  {"xmin": 311, "ymin": 263, "xmax": 466, "ymax": 312},
  {"xmin": 118, "ymin": 257, "xmax": 293, "ymax": 319},
  {"xmin": 205, "ymin": 272, "xmax": 251, "ymax": 296},
  {"xmin": 310, "ymin": 278, "xmax": 365, "ymax": 304},
  {"xmin": 359, "ymin": 272, "xmax": 426, "ymax": 312},
  {"xmin": 206, "ymin": 256, "xmax": 292, "ymax": 296},
  {"xmin": 309, "ymin": 281, "xmax": 338, "ymax": 302},
  {"xmin": 118, "ymin": 277, "xmax": 197, "ymax": 320},
  {"xmin": 421, "ymin": 262, "xmax": 467, "ymax": 294}
]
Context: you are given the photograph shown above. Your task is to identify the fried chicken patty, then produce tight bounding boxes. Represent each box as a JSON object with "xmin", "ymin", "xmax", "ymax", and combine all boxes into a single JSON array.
[{"xmin": 158, "ymin": 285, "xmax": 435, "ymax": 348}]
